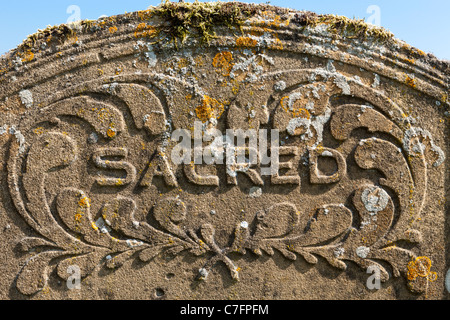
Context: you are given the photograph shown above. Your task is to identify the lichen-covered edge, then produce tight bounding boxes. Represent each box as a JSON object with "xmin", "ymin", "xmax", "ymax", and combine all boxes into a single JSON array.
[{"xmin": 1, "ymin": 1, "xmax": 449, "ymax": 78}]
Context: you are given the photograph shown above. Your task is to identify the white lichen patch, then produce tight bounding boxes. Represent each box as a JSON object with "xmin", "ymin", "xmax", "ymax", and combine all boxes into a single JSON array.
[
  {"xmin": 19, "ymin": 90, "xmax": 33, "ymax": 109},
  {"xmin": 361, "ymin": 186, "xmax": 389, "ymax": 213},
  {"xmin": 126, "ymin": 239, "xmax": 144, "ymax": 248},
  {"xmin": 95, "ymin": 217, "xmax": 111, "ymax": 234},
  {"xmin": 87, "ymin": 132, "xmax": 99, "ymax": 144},
  {"xmin": 333, "ymin": 75, "xmax": 351, "ymax": 95},
  {"xmin": 249, "ymin": 187, "xmax": 263, "ymax": 198},
  {"xmin": 136, "ymin": 41, "xmax": 158, "ymax": 68},
  {"xmin": 334, "ymin": 247, "xmax": 345, "ymax": 258},
  {"xmin": 102, "ymin": 82, "xmax": 119, "ymax": 94},
  {"xmin": 0, "ymin": 125, "xmax": 7, "ymax": 135},
  {"xmin": 403, "ymin": 127, "xmax": 445, "ymax": 167},
  {"xmin": 198, "ymin": 268, "xmax": 209, "ymax": 281},
  {"xmin": 229, "ymin": 52, "xmax": 273, "ymax": 82},
  {"xmin": 309, "ymin": 65, "xmax": 351, "ymax": 95},
  {"xmin": 446, "ymin": 269, "xmax": 450, "ymax": 294},
  {"xmin": 356, "ymin": 246, "xmax": 370, "ymax": 259},
  {"xmin": 286, "ymin": 107, "xmax": 332, "ymax": 148},
  {"xmin": 372, "ymin": 73, "xmax": 380, "ymax": 88},
  {"xmin": 9, "ymin": 126, "xmax": 26, "ymax": 154},
  {"xmin": 240, "ymin": 221, "xmax": 249, "ymax": 229},
  {"xmin": 274, "ymin": 80, "xmax": 286, "ymax": 92}
]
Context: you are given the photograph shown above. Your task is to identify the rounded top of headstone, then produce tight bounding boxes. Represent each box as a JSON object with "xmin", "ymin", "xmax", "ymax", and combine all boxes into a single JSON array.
[{"xmin": 1, "ymin": 1, "xmax": 449, "ymax": 77}]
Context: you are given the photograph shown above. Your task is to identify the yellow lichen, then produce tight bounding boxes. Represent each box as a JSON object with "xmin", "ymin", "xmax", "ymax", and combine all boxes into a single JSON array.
[
  {"xmin": 407, "ymin": 256, "xmax": 437, "ymax": 282},
  {"xmin": 78, "ymin": 196, "xmax": 91, "ymax": 208},
  {"xmin": 21, "ymin": 50, "xmax": 35, "ymax": 63},
  {"xmin": 138, "ymin": 9, "xmax": 154, "ymax": 21},
  {"xmin": 107, "ymin": 126, "xmax": 117, "ymax": 138},
  {"xmin": 109, "ymin": 26, "xmax": 118, "ymax": 34},
  {"xmin": 236, "ymin": 36, "xmax": 258, "ymax": 48},
  {"xmin": 134, "ymin": 23, "xmax": 157, "ymax": 39},
  {"xmin": 212, "ymin": 51, "xmax": 234, "ymax": 77},
  {"xmin": 405, "ymin": 75, "xmax": 416, "ymax": 88},
  {"xmin": 195, "ymin": 95, "xmax": 225, "ymax": 123},
  {"xmin": 33, "ymin": 127, "xmax": 45, "ymax": 135},
  {"xmin": 280, "ymin": 96, "xmax": 312, "ymax": 119}
]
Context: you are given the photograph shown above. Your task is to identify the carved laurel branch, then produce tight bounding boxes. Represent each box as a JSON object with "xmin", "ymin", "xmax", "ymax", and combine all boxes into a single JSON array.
[{"xmin": 7, "ymin": 74, "xmax": 441, "ymax": 295}]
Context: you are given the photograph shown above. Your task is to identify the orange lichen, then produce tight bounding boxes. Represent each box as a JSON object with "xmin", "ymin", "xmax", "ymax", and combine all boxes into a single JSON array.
[
  {"xmin": 260, "ymin": 10, "xmax": 290, "ymax": 28},
  {"xmin": 33, "ymin": 127, "xmax": 44, "ymax": 135},
  {"xmin": 74, "ymin": 213, "xmax": 84, "ymax": 223},
  {"xmin": 407, "ymin": 256, "xmax": 437, "ymax": 282},
  {"xmin": 280, "ymin": 96, "xmax": 312, "ymax": 119},
  {"xmin": 138, "ymin": 9, "xmax": 154, "ymax": 21},
  {"xmin": 231, "ymin": 80, "xmax": 240, "ymax": 95},
  {"xmin": 134, "ymin": 23, "xmax": 157, "ymax": 39},
  {"xmin": 195, "ymin": 95, "xmax": 225, "ymax": 123},
  {"xmin": 405, "ymin": 75, "xmax": 416, "ymax": 88},
  {"xmin": 107, "ymin": 128, "xmax": 117, "ymax": 138},
  {"xmin": 212, "ymin": 51, "xmax": 234, "ymax": 77},
  {"xmin": 109, "ymin": 26, "xmax": 118, "ymax": 34},
  {"xmin": 20, "ymin": 50, "xmax": 35, "ymax": 63},
  {"xmin": 78, "ymin": 196, "xmax": 91, "ymax": 208},
  {"xmin": 106, "ymin": 123, "xmax": 117, "ymax": 138},
  {"xmin": 236, "ymin": 36, "xmax": 258, "ymax": 48}
]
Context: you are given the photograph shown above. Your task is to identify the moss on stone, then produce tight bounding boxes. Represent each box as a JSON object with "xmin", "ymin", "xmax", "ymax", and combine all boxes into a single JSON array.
[
  {"xmin": 144, "ymin": 1, "xmax": 259, "ymax": 46},
  {"xmin": 293, "ymin": 11, "xmax": 394, "ymax": 43}
]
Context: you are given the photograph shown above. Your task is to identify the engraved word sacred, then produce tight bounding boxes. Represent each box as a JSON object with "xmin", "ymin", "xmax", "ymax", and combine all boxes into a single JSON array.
[{"xmin": 92, "ymin": 120, "xmax": 346, "ymax": 188}]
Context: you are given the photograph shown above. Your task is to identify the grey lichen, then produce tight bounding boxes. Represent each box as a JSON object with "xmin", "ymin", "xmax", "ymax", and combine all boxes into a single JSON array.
[{"xmin": 19, "ymin": 90, "xmax": 33, "ymax": 109}]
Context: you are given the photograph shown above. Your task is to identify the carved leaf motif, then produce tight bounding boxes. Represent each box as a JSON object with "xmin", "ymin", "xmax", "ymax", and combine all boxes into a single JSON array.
[
  {"xmin": 153, "ymin": 197, "xmax": 189, "ymax": 239},
  {"xmin": 56, "ymin": 188, "xmax": 94, "ymax": 236},
  {"xmin": 42, "ymin": 97, "xmax": 125, "ymax": 139},
  {"xmin": 18, "ymin": 237, "xmax": 57, "ymax": 252},
  {"xmin": 106, "ymin": 251, "xmax": 135, "ymax": 269},
  {"xmin": 254, "ymin": 203, "xmax": 299, "ymax": 239},
  {"xmin": 56, "ymin": 250, "xmax": 108, "ymax": 281},
  {"xmin": 330, "ymin": 104, "xmax": 403, "ymax": 141},
  {"xmin": 353, "ymin": 138, "xmax": 419, "ymax": 243},
  {"xmin": 351, "ymin": 186, "xmax": 394, "ymax": 247},
  {"xmin": 302, "ymin": 205, "xmax": 353, "ymax": 246},
  {"xmin": 18, "ymin": 132, "xmax": 90, "ymax": 250},
  {"xmin": 16, "ymin": 251, "xmax": 62, "ymax": 295},
  {"xmin": 111, "ymin": 83, "xmax": 167, "ymax": 136}
]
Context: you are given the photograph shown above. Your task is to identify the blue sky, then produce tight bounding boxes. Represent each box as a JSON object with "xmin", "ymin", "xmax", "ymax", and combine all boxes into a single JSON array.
[{"xmin": 0, "ymin": 0, "xmax": 449, "ymax": 60}]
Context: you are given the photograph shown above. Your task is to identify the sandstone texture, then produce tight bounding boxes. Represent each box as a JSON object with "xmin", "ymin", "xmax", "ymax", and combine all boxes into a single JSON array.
[{"xmin": 0, "ymin": 2, "xmax": 448, "ymax": 300}]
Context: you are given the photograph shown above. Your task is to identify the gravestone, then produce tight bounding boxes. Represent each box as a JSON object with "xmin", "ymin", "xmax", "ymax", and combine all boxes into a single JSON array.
[{"xmin": 0, "ymin": 2, "xmax": 448, "ymax": 300}]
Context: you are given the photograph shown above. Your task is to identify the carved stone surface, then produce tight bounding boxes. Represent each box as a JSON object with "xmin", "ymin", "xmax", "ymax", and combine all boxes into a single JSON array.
[{"xmin": 0, "ymin": 2, "xmax": 448, "ymax": 300}]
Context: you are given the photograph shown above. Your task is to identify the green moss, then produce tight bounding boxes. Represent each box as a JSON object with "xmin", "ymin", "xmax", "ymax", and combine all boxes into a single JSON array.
[
  {"xmin": 145, "ymin": 1, "xmax": 258, "ymax": 47},
  {"xmin": 294, "ymin": 11, "xmax": 394, "ymax": 43},
  {"xmin": 22, "ymin": 24, "xmax": 78, "ymax": 50}
]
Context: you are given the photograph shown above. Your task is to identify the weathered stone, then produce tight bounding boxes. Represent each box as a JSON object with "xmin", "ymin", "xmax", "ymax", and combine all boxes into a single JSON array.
[{"xmin": 0, "ymin": 2, "xmax": 448, "ymax": 300}]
